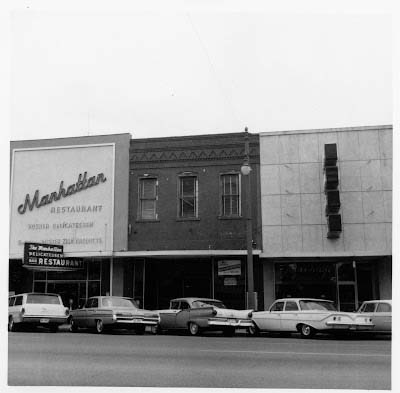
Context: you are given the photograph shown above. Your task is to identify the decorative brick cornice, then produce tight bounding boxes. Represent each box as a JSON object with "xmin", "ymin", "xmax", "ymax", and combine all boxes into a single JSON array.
[{"xmin": 130, "ymin": 145, "xmax": 259, "ymax": 164}]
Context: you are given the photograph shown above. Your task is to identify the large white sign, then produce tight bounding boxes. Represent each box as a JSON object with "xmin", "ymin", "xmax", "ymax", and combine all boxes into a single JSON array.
[{"xmin": 10, "ymin": 144, "xmax": 115, "ymax": 258}]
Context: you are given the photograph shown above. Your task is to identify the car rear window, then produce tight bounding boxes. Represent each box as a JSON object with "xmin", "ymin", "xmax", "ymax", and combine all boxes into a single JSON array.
[
  {"xmin": 26, "ymin": 294, "xmax": 61, "ymax": 305},
  {"xmin": 102, "ymin": 298, "xmax": 137, "ymax": 308},
  {"xmin": 377, "ymin": 303, "xmax": 391, "ymax": 313},
  {"xmin": 192, "ymin": 300, "xmax": 226, "ymax": 309},
  {"xmin": 299, "ymin": 300, "xmax": 336, "ymax": 311}
]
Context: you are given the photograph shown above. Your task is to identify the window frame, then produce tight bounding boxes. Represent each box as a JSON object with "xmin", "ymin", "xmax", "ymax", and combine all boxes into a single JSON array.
[
  {"xmin": 220, "ymin": 172, "xmax": 242, "ymax": 218},
  {"xmin": 284, "ymin": 301, "xmax": 299, "ymax": 311},
  {"xmin": 137, "ymin": 176, "xmax": 158, "ymax": 221},
  {"xmin": 177, "ymin": 174, "xmax": 198, "ymax": 219}
]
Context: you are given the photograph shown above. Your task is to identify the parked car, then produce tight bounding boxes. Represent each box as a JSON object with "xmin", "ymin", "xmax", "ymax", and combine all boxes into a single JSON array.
[
  {"xmin": 357, "ymin": 300, "xmax": 392, "ymax": 333},
  {"xmin": 250, "ymin": 298, "xmax": 374, "ymax": 338},
  {"xmin": 157, "ymin": 297, "xmax": 253, "ymax": 336},
  {"xmin": 8, "ymin": 292, "xmax": 69, "ymax": 332},
  {"xmin": 69, "ymin": 296, "xmax": 160, "ymax": 334}
]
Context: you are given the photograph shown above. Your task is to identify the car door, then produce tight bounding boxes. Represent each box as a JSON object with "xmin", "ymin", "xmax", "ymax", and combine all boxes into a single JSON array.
[
  {"xmin": 12, "ymin": 295, "xmax": 24, "ymax": 322},
  {"xmin": 8, "ymin": 296, "xmax": 16, "ymax": 321},
  {"xmin": 76, "ymin": 298, "xmax": 93, "ymax": 328},
  {"xmin": 160, "ymin": 300, "xmax": 181, "ymax": 329},
  {"xmin": 373, "ymin": 302, "xmax": 392, "ymax": 332},
  {"xmin": 87, "ymin": 298, "xmax": 99, "ymax": 328},
  {"xmin": 280, "ymin": 300, "xmax": 300, "ymax": 331},
  {"xmin": 258, "ymin": 301, "xmax": 284, "ymax": 331},
  {"xmin": 176, "ymin": 301, "xmax": 191, "ymax": 329}
]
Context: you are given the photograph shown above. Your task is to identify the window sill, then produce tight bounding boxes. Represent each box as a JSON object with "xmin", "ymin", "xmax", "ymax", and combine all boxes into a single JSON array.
[
  {"xmin": 176, "ymin": 217, "xmax": 200, "ymax": 222},
  {"xmin": 218, "ymin": 216, "xmax": 243, "ymax": 220},
  {"xmin": 135, "ymin": 219, "xmax": 160, "ymax": 223}
]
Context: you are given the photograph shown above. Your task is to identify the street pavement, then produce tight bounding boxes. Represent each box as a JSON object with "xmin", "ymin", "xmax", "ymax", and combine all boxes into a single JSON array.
[{"xmin": 8, "ymin": 327, "xmax": 391, "ymax": 389}]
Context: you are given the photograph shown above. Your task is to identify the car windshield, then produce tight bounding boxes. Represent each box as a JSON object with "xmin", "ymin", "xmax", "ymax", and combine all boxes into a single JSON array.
[
  {"xmin": 192, "ymin": 300, "xmax": 227, "ymax": 309},
  {"xmin": 101, "ymin": 297, "xmax": 137, "ymax": 308},
  {"xmin": 26, "ymin": 294, "xmax": 61, "ymax": 305},
  {"xmin": 299, "ymin": 300, "xmax": 337, "ymax": 311}
]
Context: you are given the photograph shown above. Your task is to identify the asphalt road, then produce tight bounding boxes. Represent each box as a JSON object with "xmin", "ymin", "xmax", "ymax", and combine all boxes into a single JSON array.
[{"xmin": 8, "ymin": 327, "xmax": 391, "ymax": 389}]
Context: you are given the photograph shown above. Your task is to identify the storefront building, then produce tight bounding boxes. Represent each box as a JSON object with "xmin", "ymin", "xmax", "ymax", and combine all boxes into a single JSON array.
[
  {"xmin": 9, "ymin": 131, "xmax": 262, "ymax": 310},
  {"xmin": 117, "ymin": 132, "xmax": 262, "ymax": 310},
  {"xmin": 9, "ymin": 134, "xmax": 130, "ymax": 308},
  {"xmin": 260, "ymin": 125, "xmax": 392, "ymax": 311}
]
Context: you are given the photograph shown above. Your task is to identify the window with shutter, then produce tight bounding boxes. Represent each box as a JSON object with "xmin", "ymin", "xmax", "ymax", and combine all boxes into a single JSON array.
[{"xmin": 139, "ymin": 178, "xmax": 157, "ymax": 220}]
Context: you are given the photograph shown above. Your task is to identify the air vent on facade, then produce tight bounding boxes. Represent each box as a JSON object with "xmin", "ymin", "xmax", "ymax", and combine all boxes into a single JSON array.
[
  {"xmin": 324, "ymin": 143, "xmax": 338, "ymax": 167},
  {"xmin": 325, "ymin": 190, "xmax": 341, "ymax": 214},
  {"xmin": 327, "ymin": 214, "xmax": 342, "ymax": 238}
]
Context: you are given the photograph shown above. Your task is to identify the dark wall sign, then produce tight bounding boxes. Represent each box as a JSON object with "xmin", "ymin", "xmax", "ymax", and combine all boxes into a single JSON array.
[{"xmin": 23, "ymin": 242, "xmax": 83, "ymax": 270}]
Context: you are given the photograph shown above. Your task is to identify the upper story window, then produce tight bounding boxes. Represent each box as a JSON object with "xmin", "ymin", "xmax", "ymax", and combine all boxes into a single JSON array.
[
  {"xmin": 220, "ymin": 173, "xmax": 240, "ymax": 217},
  {"xmin": 138, "ymin": 177, "xmax": 158, "ymax": 220},
  {"xmin": 178, "ymin": 175, "xmax": 198, "ymax": 218}
]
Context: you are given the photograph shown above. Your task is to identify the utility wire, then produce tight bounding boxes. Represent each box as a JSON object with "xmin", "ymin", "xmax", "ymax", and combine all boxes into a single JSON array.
[{"xmin": 186, "ymin": 12, "xmax": 241, "ymax": 130}]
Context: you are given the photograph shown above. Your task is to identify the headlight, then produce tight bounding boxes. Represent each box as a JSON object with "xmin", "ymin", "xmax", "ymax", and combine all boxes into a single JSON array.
[
  {"xmin": 112, "ymin": 314, "xmax": 117, "ymax": 321},
  {"xmin": 65, "ymin": 309, "xmax": 69, "ymax": 316},
  {"xmin": 248, "ymin": 311, "xmax": 253, "ymax": 318}
]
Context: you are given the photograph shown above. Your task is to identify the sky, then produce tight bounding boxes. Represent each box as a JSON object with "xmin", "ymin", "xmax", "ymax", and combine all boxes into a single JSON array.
[{"xmin": 8, "ymin": 1, "xmax": 393, "ymax": 141}]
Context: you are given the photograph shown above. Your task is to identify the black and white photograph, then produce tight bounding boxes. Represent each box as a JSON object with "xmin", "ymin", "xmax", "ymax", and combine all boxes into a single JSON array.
[{"xmin": 4, "ymin": 0, "xmax": 396, "ymax": 392}]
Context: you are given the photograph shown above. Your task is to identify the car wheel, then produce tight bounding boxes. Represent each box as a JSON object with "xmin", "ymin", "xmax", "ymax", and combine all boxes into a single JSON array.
[
  {"xmin": 135, "ymin": 326, "xmax": 146, "ymax": 335},
  {"xmin": 188, "ymin": 322, "xmax": 200, "ymax": 336},
  {"xmin": 223, "ymin": 327, "xmax": 235, "ymax": 337},
  {"xmin": 95, "ymin": 319, "xmax": 105, "ymax": 334},
  {"xmin": 248, "ymin": 324, "xmax": 260, "ymax": 337},
  {"xmin": 8, "ymin": 317, "xmax": 17, "ymax": 332},
  {"xmin": 69, "ymin": 318, "xmax": 78, "ymax": 333},
  {"xmin": 300, "ymin": 324, "xmax": 315, "ymax": 339}
]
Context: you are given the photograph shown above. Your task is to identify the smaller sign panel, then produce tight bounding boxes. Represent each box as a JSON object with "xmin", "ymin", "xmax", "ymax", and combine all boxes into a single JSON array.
[
  {"xmin": 23, "ymin": 242, "xmax": 83, "ymax": 270},
  {"xmin": 224, "ymin": 277, "xmax": 238, "ymax": 286},
  {"xmin": 218, "ymin": 260, "xmax": 241, "ymax": 276}
]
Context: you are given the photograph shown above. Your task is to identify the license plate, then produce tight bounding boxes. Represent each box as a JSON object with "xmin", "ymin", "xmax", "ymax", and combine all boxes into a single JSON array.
[
  {"xmin": 132, "ymin": 319, "xmax": 142, "ymax": 323},
  {"xmin": 40, "ymin": 319, "xmax": 49, "ymax": 323}
]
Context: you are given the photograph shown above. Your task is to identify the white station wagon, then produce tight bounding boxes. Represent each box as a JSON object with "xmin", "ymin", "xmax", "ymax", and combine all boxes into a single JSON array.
[
  {"xmin": 8, "ymin": 292, "xmax": 69, "ymax": 332},
  {"xmin": 357, "ymin": 300, "xmax": 392, "ymax": 333},
  {"xmin": 250, "ymin": 298, "xmax": 374, "ymax": 338}
]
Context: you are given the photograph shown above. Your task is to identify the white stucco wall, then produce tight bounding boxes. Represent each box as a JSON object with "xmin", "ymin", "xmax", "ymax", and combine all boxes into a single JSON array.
[{"xmin": 260, "ymin": 125, "xmax": 392, "ymax": 257}]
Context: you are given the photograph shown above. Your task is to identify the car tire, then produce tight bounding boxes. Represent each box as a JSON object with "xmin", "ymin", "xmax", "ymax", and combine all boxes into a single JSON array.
[
  {"xmin": 69, "ymin": 318, "xmax": 78, "ymax": 333},
  {"xmin": 95, "ymin": 319, "xmax": 105, "ymax": 334},
  {"xmin": 135, "ymin": 326, "xmax": 146, "ymax": 335},
  {"xmin": 188, "ymin": 322, "xmax": 200, "ymax": 336},
  {"xmin": 299, "ymin": 324, "xmax": 315, "ymax": 339},
  {"xmin": 49, "ymin": 324, "xmax": 58, "ymax": 333},
  {"xmin": 223, "ymin": 327, "xmax": 235, "ymax": 337},
  {"xmin": 8, "ymin": 316, "xmax": 17, "ymax": 332},
  {"xmin": 248, "ymin": 324, "xmax": 260, "ymax": 337}
]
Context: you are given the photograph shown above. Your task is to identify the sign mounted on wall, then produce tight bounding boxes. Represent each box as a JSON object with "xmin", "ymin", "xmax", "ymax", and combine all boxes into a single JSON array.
[
  {"xmin": 218, "ymin": 260, "xmax": 242, "ymax": 276},
  {"xmin": 23, "ymin": 242, "xmax": 84, "ymax": 271},
  {"xmin": 9, "ymin": 144, "xmax": 115, "ymax": 258}
]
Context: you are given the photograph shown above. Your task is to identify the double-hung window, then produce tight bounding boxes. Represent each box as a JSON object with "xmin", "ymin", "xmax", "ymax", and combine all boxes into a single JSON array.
[
  {"xmin": 178, "ymin": 175, "xmax": 198, "ymax": 218},
  {"xmin": 220, "ymin": 173, "xmax": 240, "ymax": 217},
  {"xmin": 139, "ymin": 177, "xmax": 158, "ymax": 220}
]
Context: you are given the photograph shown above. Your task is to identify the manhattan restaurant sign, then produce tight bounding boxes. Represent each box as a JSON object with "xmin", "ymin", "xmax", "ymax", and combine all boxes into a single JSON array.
[{"xmin": 23, "ymin": 242, "xmax": 84, "ymax": 271}]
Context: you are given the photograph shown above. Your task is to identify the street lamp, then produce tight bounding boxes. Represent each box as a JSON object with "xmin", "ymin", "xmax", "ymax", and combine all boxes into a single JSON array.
[{"xmin": 241, "ymin": 127, "xmax": 257, "ymax": 311}]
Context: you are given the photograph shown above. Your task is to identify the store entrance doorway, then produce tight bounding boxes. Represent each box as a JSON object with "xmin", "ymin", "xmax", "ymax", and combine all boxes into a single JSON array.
[
  {"xmin": 46, "ymin": 282, "xmax": 87, "ymax": 309},
  {"xmin": 144, "ymin": 259, "xmax": 212, "ymax": 310}
]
